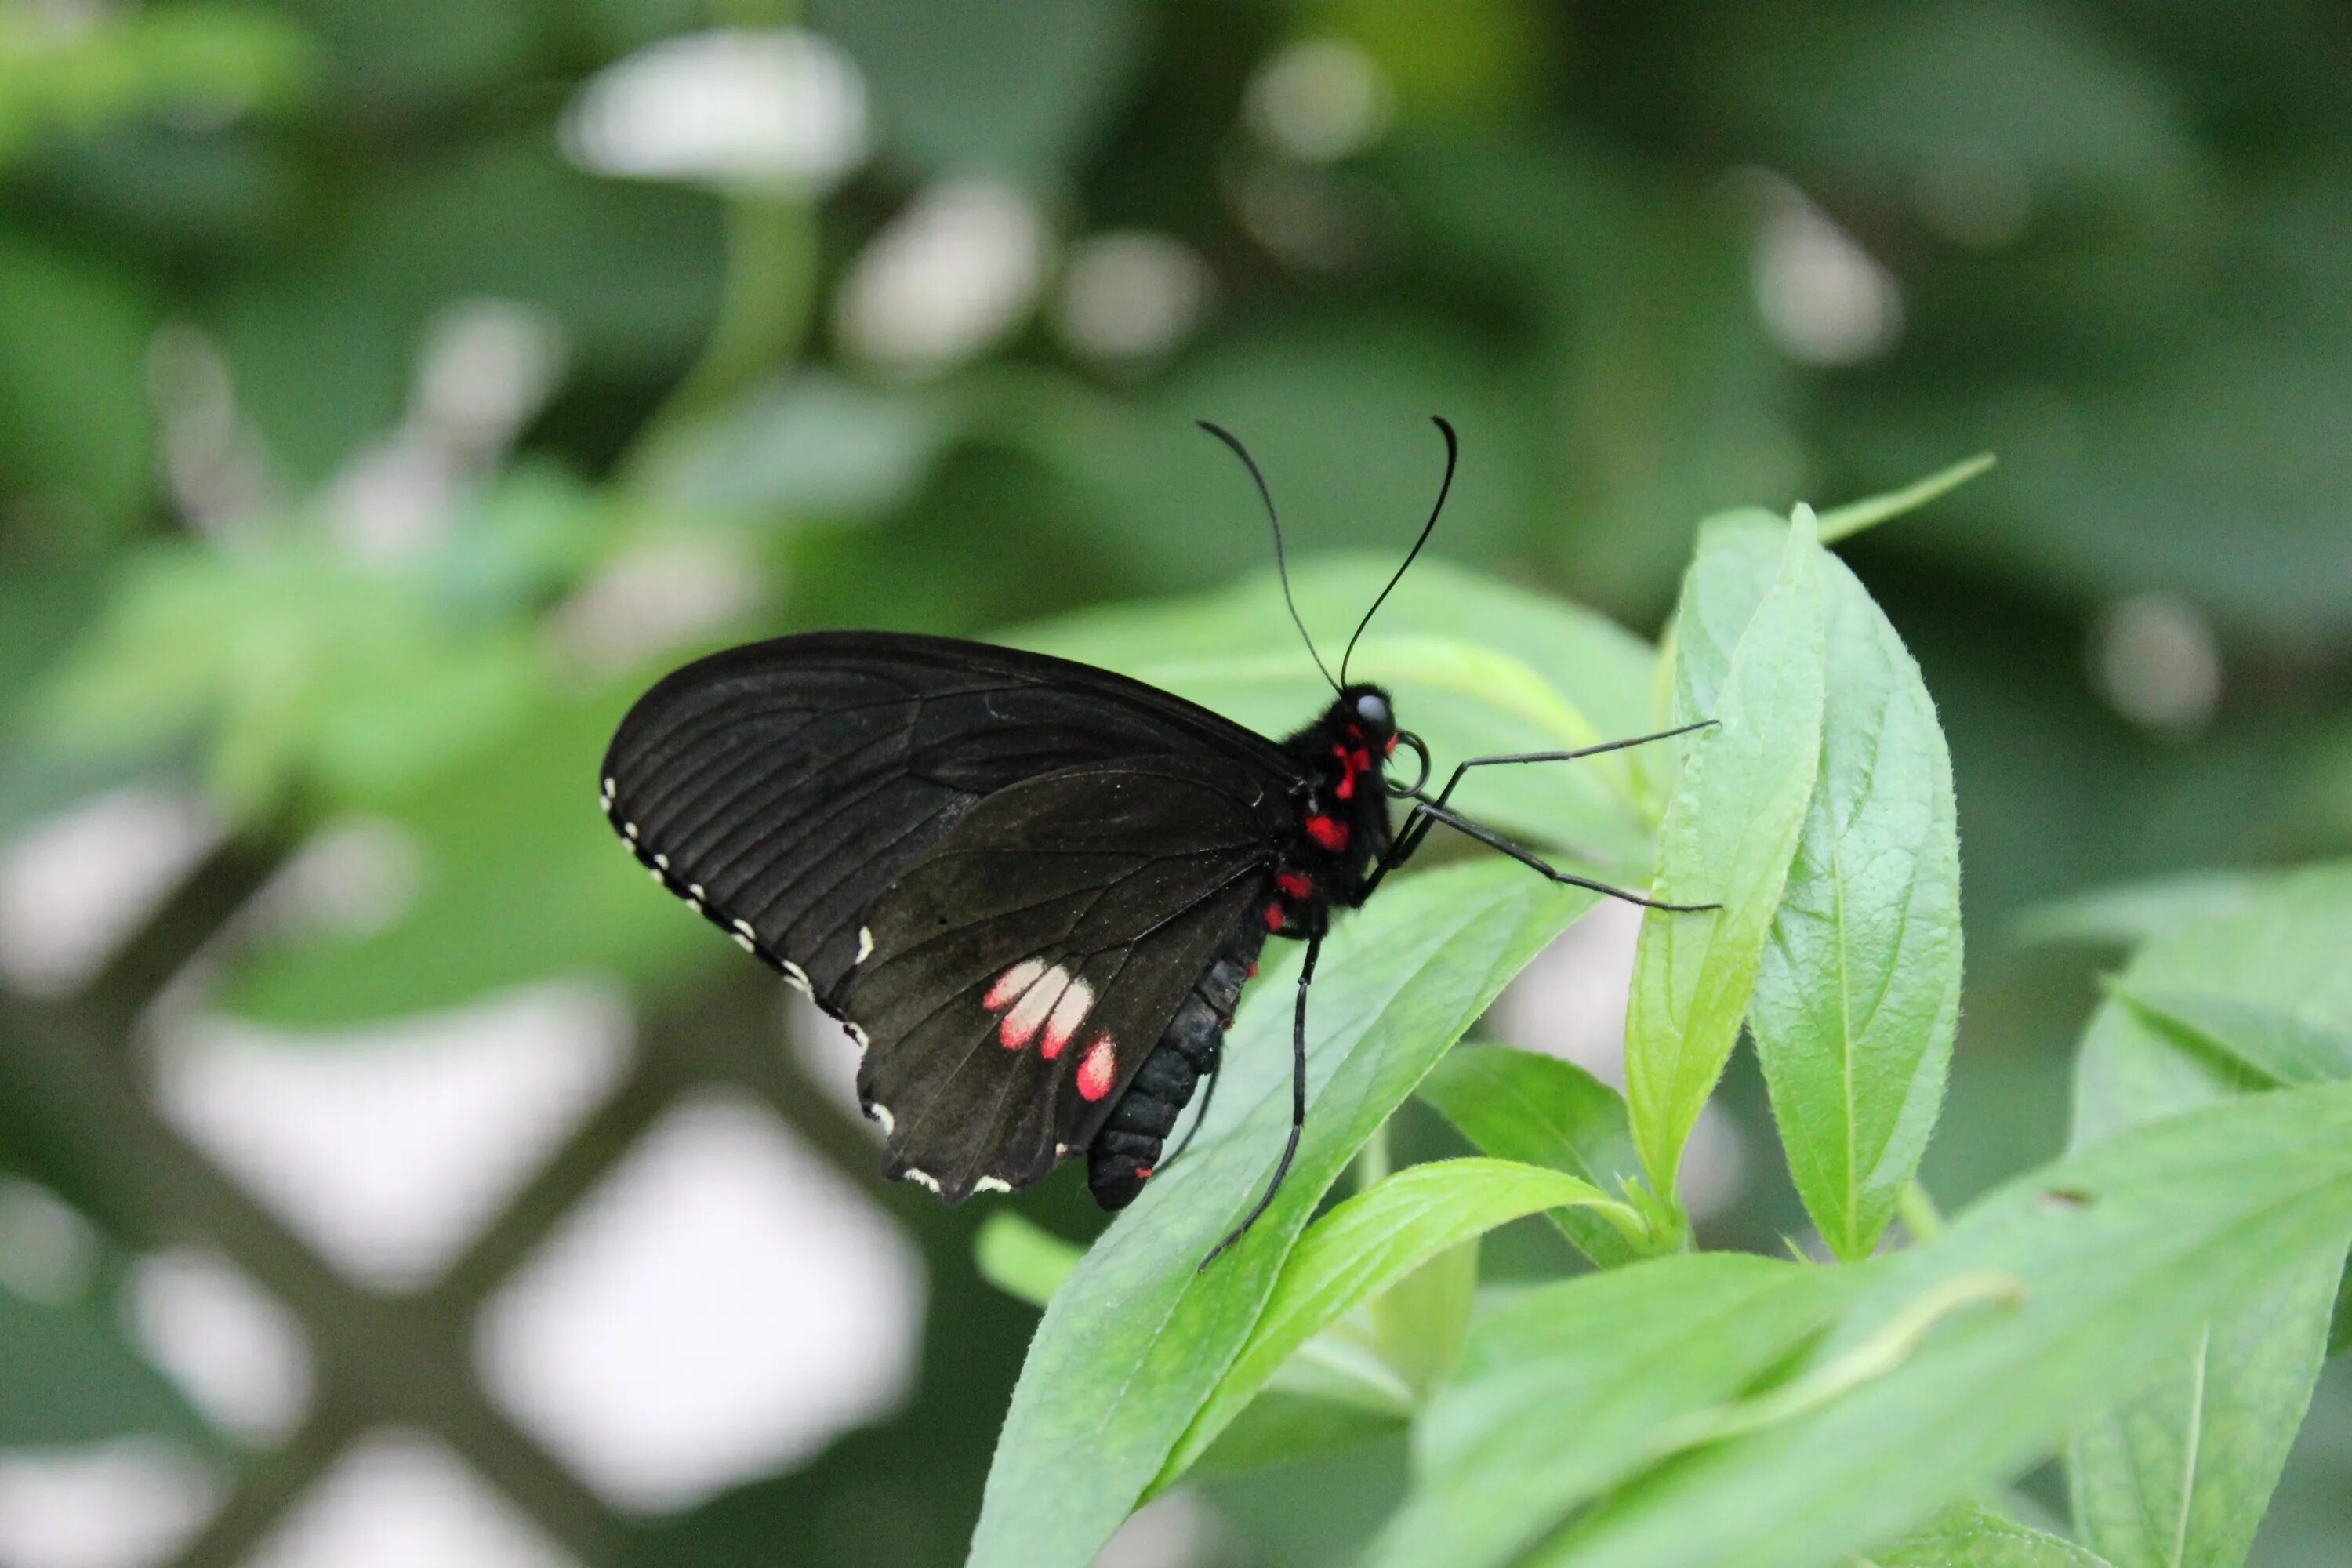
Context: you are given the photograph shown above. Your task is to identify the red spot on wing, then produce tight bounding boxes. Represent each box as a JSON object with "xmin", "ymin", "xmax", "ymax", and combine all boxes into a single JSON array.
[
  {"xmin": 1307, "ymin": 815, "xmax": 1349, "ymax": 851},
  {"xmin": 1277, "ymin": 871, "xmax": 1312, "ymax": 898},
  {"xmin": 1077, "ymin": 1035, "xmax": 1117, "ymax": 1101},
  {"xmin": 1134, "ymin": 1166, "xmax": 1153, "ymax": 1180},
  {"xmin": 1264, "ymin": 900, "xmax": 1287, "ymax": 931}
]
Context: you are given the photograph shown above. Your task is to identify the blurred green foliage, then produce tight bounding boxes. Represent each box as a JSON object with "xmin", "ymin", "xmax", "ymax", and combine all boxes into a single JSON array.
[{"xmin": 2, "ymin": 0, "xmax": 2350, "ymax": 1565}]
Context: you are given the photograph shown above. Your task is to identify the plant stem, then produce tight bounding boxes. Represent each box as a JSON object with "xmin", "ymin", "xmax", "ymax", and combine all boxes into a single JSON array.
[
  {"xmin": 1353, "ymin": 1117, "xmax": 1393, "ymax": 1192},
  {"xmin": 619, "ymin": 191, "xmax": 819, "ymax": 494},
  {"xmin": 1897, "ymin": 1178, "xmax": 1946, "ymax": 1243}
]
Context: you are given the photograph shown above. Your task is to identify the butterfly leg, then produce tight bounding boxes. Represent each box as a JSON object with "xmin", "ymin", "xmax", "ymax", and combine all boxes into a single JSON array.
[
  {"xmin": 1202, "ymin": 932, "xmax": 1320, "ymax": 1268},
  {"xmin": 1396, "ymin": 801, "xmax": 1719, "ymax": 912},
  {"xmin": 1160, "ymin": 1060, "xmax": 1221, "ymax": 1171},
  {"xmin": 1359, "ymin": 720, "xmax": 1715, "ymax": 904}
]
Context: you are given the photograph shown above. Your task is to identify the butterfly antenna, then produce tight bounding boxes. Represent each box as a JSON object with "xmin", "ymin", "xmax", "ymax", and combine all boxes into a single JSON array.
[
  {"xmin": 1198, "ymin": 420, "xmax": 1339, "ymax": 695},
  {"xmin": 1340, "ymin": 415, "xmax": 1457, "ymax": 685}
]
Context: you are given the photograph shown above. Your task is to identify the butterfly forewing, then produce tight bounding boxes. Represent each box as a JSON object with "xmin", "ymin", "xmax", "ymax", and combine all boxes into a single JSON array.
[
  {"xmin": 848, "ymin": 759, "xmax": 1283, "ymax": 1198},
  {"xmin": 601, "ymin": 633, "xmax": 1298, "ymax": 1003}
]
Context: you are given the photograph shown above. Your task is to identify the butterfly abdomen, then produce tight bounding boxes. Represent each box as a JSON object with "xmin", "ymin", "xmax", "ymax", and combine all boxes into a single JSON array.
[{"xmin": 1087, "ymin": 913, "xmax": 1271, "ymax": 1209}]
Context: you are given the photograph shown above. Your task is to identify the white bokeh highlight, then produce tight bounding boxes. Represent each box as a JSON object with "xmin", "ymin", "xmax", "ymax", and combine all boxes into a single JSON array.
[
  {"xmin": 130, "ymin": 1249, "xmax": 314, "ymax": 1444},
  {"xmin": 835, "ymin": 180, "xmax": 1052, "ymax": 377},
  {"xmin": 477, "ymin": 1091, "xmax": 924, "ymax": 1514},
  {"xmin": 153, "ymin": 985, "xmax": 633, "ymax": 1290},
  {"xmin": 563, "ymin": 27, "xmax": 868, "ymax": 193},
  {"xmin": 0, "ymin": 788, "xmax": 220, "ymax": 998},
  {"xmin": 2092, "ymin": 593, "xmax": 2223, "ymax": 735},
  {"xmin": 1743, "ymin": 174, "xmax": 1904, "ymax": 366},
  {"xmin": 0, "ymin": 1441, "xmax": 216, "ymax": 1568},
  {"xmin": 1054, "ymin": 230, "xmax": 1214, "ymax": 366},
  {"xmin": 1245, "ymin": 38, "xmax": 1394, "ymax": 164},
  {"xmin": 246, "ymin": 1430, "xmax": 575, "ymax": 1568}
]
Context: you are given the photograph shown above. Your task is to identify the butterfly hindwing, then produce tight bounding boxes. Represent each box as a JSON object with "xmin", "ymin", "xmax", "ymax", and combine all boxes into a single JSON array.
[
  {"xmin": 601, "ymin": 633, "xmax": 1296, "ymax": 1004},
  {"xmin": 846, "ymin": 758, "xmax": 1284, "ymax": 1200}
]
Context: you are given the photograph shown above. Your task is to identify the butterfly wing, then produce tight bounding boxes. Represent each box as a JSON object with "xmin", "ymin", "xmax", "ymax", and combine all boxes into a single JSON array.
[
  {"xmin": 846, "ymin": 756, "xmax": 1282, "ymax": 1200},
  {"xmin": 600, "ymin": 631, "xmax": 1298, "ymax": 1003}
]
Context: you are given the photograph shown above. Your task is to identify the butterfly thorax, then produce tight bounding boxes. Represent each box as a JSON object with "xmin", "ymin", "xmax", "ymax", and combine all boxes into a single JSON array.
[{"xmin": 1260, "ymin": 683, "xmax": 1399, "ymax": 936}]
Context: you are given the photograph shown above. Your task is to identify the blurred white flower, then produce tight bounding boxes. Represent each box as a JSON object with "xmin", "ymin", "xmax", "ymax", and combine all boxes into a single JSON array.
[
  {"xmin": 1245, "ymin": 38, "xmax": 1394, "ymax": 164},
  {"xmin": 2092, "ymin": 593, "xmax": 2223, "ymax": 734},
  {"xmin": 1054, "ymin": 230, "xmax": 1214, "ymax": 366},
  {"xmin": 563, "ymin": 28, "xmax": 868, "ymax": 194},
  {"xmin": 1740, "ymin": 172, "xmax": 1904, "ymax": 366},
  {"xmin": 836, "ymin": 180, "xmax": 1053, "ymax": 377}
]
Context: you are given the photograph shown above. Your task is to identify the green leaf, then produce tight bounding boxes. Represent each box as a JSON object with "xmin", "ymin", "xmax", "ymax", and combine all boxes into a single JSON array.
[
  {"xmin": 974, "ymin": 1213, "xmax": 1081, "ymax": 1309},
  {"xmin": 1416, "ymin": 1044, "xmax": 1642, "ymax": 1266},
  {"xmin": 1815, "ymin": 454, "xmax": 1996, "ymax": 544},
  {"xmin": 2013, "ymin": 871, "xmax": 2270, "ymax": 953},
  {"xmin": 2114, "ymin": 985, "xmax": 2352, "ymax": 1089},
  {"xmin": 1368, "ymin": 1240, "xmax": 1477, "ymax": 1405},
  {"xmin": 2063, "ymin": 871, "xmax": 2352, "ymax": 1568},
  {"xmin": 0, "ymin": 235, "xmax": 155, "ymax": 537},
  {"xmin": 1626, "ymin": 510, "xmax": 1826, "ymax": 1211},
  {"xmin": 1870, "ymin": 1504, "xmax": 2114, "ymax": 1567},
  {"xmin": 1365, "ymin": 1254, "xmax": 1861, "ymax": 1568},
  {"xmin": 1751, "ymin": 549, "xmax": 1962, "ymax": 1260},
  {"xmin": 964, "ymin": 862, "xmax": 1594, "ymax": 1568},
  {"xmin": 2069, "ymin": 1257, "xmax": 2338, "ymax": 1568},
  {"xmin": 1156, "ymin": 1158, "xmax": 1632, "ymax": 1490},
  {"xmin": 1177, "ymin": 1391, "xmax": 1404, "ymax": 1486},
  {"xmin": 814, "ymin": 0, "xmax": 1143, "ymax": 179},
  {"xmin": 220, "ymin": 693, "xmax": 719, "ymax": 1024},
  {"xmin": 1012, "ymin": 555, "xmax": 1661, "ymax": 862},
  {"xmin": 1521, "ymin": 1081, "xmax": 2352, "ymax": 1568},
  {"xmin": 0, "ymin": 1279, "xmax": 216, "ymax": 1450}
]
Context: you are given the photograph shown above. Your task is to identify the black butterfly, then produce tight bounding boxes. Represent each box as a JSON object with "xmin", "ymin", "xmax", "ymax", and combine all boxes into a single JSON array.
[{"xmin": 601, "ymin": 419, "xmax": 1712, "ymax": 1258}]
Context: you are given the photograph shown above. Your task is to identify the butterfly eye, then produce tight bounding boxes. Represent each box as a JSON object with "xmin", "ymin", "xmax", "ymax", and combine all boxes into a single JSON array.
[{"xmin": 1353, "ymin": 692, "xmax": 1392, "ymax": 732}]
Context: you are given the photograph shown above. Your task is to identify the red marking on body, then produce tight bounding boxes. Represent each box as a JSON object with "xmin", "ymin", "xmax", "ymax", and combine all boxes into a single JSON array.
[
  {"xmin": 1263, "ymin": 900, "xmax": 1287, "ymax": 931},
  {"xmin": 1307, "ymin": 815, "xmax": 1349, "ymax": 851},
  {"xmin": 1134, "ymin": 1166, "xmax": 1153, "ymax": 1181},
  {"xmin": 1277, "ymin": 871, "xmax": 1312, "ymax": 898},
  {"xmin": 1332, "ymin": 742, "xmax": 1357, "ymax": 800},
  {"xmin": 1077, "ymin": 1034, "xmax": 1117, "ymax": 1101},
  {"xmin": 1384, "ymin": 734, "xmax": 1398, "ymax": 756},
  {"xmin": 1246, "ymin": 961, "xmax": 1258, "ymax": 978}
]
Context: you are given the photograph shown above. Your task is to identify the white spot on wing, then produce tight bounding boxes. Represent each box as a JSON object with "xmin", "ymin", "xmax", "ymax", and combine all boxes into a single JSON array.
[
  {"xmin": 983, "ymin": 958, "xmax": 1047, "ymax": 1011},
  {"xmin": 649, "ymin": 866, "xmax": 668, "ymax": 884},
  {"xmin": 869, "ymin": 1103, "xmax": 895, "ymax": 1135},
  {"xmin": 903, "ymin": 1169, "xmax": 939, "ymax": 1193},
  {"xmin": 781, "ymin": 960, "xmax": 812, "ymax": 996},
  {"xmin": 999, "ymin": 964, "xmax": 1068, "ymax": 1051},
  {"xmin": 1042, "ymin": 978, "xmax": 1095, "ymax": 1060},
  {"xmin": 601, "ymin": 777, "xmax": 616, "ymax": 805},
  {"xmin": 731, "ymin": 932, "xmax": 757, "ymax": 954},
  {"xmin": 1055, "ymin": 1143, "xmax": 1070, "ymax": 1158},
  {"xmin": 855, "ymin": 927, "xmax": 873, "ymax": 964},
  {"xmin": 622, "ymin": 821, "xmax": 639, "ymax": 840},
  {"xmin": 652, "ymin": 853, "xmax": 670, "ymax": 869},
  {"xmin": 973, "ymin": 1177, "xmax": 1011, "ymax": 1195},
  {"xmin": 845, "ymin": 1024, "xmax": 869, "ymax": 1051}
]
